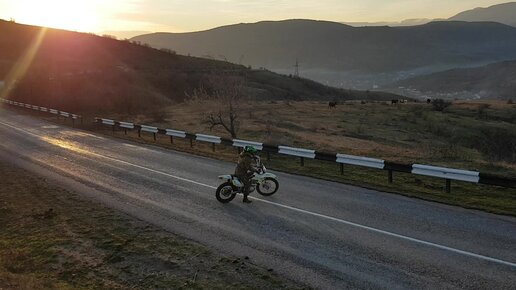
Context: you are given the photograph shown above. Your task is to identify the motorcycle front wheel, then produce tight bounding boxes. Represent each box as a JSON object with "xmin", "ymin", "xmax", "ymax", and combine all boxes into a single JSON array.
[
  {"xmin": 216, "ymin": 182, "xmax": 237, "ymax": 203},
  {"xmin": 257, "ymin": 178, "xmax": 279, "ymax": 196}
]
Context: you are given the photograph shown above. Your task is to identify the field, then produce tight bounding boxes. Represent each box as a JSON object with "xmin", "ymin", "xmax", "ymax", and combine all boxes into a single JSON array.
[
  {"xmin": 0, "ymin": 161, "xmax": 304, "ymax": 289},
  {"xmin": 116, "ymin": 99, "xmax": 516, "ymax": 177}
]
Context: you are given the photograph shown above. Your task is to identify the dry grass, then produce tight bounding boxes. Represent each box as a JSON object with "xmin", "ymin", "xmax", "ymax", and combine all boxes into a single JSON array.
[{"xmin": 110, "ymin": 99, "xmax": 516, "ymax": 176}]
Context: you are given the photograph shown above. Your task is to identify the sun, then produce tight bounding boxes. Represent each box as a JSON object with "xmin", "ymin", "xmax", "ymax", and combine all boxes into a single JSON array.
[{"xmin": 7, "ymin": 0, "xmax": 99, "ymax": 32}]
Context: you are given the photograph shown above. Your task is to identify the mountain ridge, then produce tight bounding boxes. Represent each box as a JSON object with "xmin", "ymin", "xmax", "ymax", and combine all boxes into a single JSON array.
[
  {"xmin": 449, "ymin": 2, "xmax": 516, "ymax": 27},
  {"xmin": 132, "ymin": 19, "xmax": 516, "ymax": 88},
  {"xmin": 0, "ymin": 20, "xmax": 400, "ymax": 113},
  {"xmin": 387, "ymin": 60, "xmax": 516, "ymax": 99}
]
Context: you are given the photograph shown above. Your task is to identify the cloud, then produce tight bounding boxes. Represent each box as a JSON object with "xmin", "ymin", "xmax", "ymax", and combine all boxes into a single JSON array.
[{"xmin": 4, "ymin": 0, "xmax": 504, "ymax": 33}]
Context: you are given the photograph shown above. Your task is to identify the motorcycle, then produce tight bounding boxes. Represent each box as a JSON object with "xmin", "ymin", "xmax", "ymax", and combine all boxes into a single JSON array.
[{"xmin": 216, "ymin": 164, "xmax": 279, "ymax": 203}]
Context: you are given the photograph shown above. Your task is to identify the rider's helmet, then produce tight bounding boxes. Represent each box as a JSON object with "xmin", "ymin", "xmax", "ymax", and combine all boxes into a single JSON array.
[{"xmin": 244, "ymin": 145, "xmax": 258, "ymax": 154}]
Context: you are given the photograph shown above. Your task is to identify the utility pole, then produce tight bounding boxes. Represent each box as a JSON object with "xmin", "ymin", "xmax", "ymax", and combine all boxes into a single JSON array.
[{"xmin": 294, "ymin": 59, "xmax": 300, "ymax": 78}]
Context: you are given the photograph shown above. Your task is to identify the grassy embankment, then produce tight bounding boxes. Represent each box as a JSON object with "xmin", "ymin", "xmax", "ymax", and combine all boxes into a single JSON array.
[{"xmin": 0, "ymin": 161, "xmax": 304, "ymax": 289}]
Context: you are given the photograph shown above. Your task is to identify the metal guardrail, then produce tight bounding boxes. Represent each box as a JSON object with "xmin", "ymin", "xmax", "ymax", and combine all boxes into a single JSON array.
[
  {"xmin": 119, "ymin": 121, "xmax": 134, "ymax": 129},
  {"xmin": 89, "ymin": 116, "xmax": 516, "ymax": 192},
  {"xmin": 196, "ymin": 134, "xmax": 221, "ymax": 144},
  {"xmin": 165, "ymin": 129, "xmax": 186, "ymax": 138},
  {"xmin": 412, "ymin": 164, "xmax": 479, "ymax": 183},
  {"xmin": 101, "ymin": 118, "xmax": 115, "ymax": 125},
  {"xmin": 278, "ymin": 146, "xmax": 316, "ymax": 159},
  {"xmin": 1, "ymin": 98, "xmax": 82, "ymax": 127},
  {"xmin": 336, "ymin": 154, "xmax": 385, "ymax": 169},
  {"xmin": 2, "ymin": 98, "xmax": 515, "ymax": 192},
  {"xmin": 140, "ymin": 125, "xmax": 158, "ymax": 133},
  {"xmin": 233, "ymin": 139, "xmax": 263, "ymax": 151}
]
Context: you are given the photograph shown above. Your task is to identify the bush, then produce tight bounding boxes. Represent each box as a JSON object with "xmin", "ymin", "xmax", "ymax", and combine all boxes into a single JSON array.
[
  {"xmin": 508, "ymin": 99, "xmax": 514, "ymax": 104},
  {"xmin": 431, "ymin": 99, "xmax": 452, "ymax": 112},
  {"xmin": 477, "ymin": 127, "xmax": 516, "ymax": 162},
  {"xmin": 476, "ymin": 104, "xmax": 491, "ymax": 119}
]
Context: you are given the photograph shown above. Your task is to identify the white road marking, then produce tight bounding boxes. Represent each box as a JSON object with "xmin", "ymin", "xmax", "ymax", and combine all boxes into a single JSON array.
[{"xmin": 1, "ymin": 119, "xmax": 515, "ymax": 268}]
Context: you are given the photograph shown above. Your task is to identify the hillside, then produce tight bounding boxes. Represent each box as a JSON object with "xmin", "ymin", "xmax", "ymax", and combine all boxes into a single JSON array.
[
  {"xmin": 0, "ymin": 20, "xmax": 398, "ymax": 114},
  {"xmin": 132, "ymin": 19, "xmax": 516, "ymax": 88},
  {"xmin": 449, "ymin": 2, "xmax": 516, "ymax": 27},
  {"xmin": 388, "ymin": 60, "xmax": 516, "ymax": 99}
]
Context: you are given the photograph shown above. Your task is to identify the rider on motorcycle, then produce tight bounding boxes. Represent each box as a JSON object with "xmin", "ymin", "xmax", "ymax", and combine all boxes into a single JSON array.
[{"xmin": 235, "ymin": 146, "xmax": 260, "ymax": 203}]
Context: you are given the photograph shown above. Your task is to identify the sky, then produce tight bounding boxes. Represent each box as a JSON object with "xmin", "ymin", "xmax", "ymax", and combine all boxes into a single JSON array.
[{"xmin": 0, "ymin": 0, "xmax": 511, "ymax": 35}]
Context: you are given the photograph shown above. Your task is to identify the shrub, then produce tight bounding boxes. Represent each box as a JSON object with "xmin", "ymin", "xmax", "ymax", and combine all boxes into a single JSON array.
[
  {"xmin": 476, "ymin": 104, "xmax": 491, "ymax": 119},
  {"xmin": 508, "ymin": 99, "xmax": 514, "ymax": 104},
  {"xmin": 431, "ymin": 99, "xmax": 452, "ymax": 112},
  {"xmin": 476, "ymin": 127, "xmax": 516, "ymax": 162}
]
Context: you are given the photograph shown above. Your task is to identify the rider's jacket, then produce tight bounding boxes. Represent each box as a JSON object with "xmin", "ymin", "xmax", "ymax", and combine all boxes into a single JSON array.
[{"xmin": 234, "ymin": 151, "xmax": 260, "ymax": 178}]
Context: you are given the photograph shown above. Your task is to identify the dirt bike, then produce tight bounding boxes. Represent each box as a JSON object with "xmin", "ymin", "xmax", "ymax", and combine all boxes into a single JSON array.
[{"xmin": 216, "ymin": 164, "xmax": 279, "ymax": 203}]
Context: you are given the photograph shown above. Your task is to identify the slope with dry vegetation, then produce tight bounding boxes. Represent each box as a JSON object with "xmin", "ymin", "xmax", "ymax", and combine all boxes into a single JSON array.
[{"xmin": 0, "ymin": 20, "xmax": 400, "ymax": 116}]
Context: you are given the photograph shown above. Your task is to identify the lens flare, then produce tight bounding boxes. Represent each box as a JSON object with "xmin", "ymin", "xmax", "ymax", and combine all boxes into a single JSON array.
[{"xmin": 1, "ymin": 27, "xmax": 46, "ymax": 100}]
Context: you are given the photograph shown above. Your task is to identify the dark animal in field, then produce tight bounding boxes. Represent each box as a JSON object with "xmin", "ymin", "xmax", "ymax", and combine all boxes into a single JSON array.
[
  {"xmin": 427, "ymin": 98, "xmax": 432, "ymax": 104},
  {"xmin": 391, "ymin": 99, "xmax": 399, "ymax": 104},
  {"xmin": 328, "ymin": 101, "xmax": 337, "ymax": 108}
]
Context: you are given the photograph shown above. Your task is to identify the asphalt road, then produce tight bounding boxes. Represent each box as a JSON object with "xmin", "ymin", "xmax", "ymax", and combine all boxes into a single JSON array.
[{"xmin": 1, "ymin": 107, "xmax": 515, "ymax": 289}]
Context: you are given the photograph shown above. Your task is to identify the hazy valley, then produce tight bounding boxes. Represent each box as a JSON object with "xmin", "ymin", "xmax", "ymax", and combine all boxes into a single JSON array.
[{"xmin": 129, "ymin": 2, "xmax": 516, "ymax": 98}]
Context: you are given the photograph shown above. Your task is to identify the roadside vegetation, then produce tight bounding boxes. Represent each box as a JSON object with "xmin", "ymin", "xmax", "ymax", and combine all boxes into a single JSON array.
[
  {"xmin": 0, "ymin": 161, "xmax": 305, "ymax": 289},
  {"xmin": 4, "ymin": 98, "xmax": 516, "ymax": 216},
  {"xmin": 110, "ymin": 99, "xmax": 516, "ymax": 177}
]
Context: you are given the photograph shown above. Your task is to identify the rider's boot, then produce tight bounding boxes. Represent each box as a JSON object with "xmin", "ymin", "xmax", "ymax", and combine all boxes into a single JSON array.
[{"xmin": 243, "ymin": 192, "xmax": 252, "ymax": 203}]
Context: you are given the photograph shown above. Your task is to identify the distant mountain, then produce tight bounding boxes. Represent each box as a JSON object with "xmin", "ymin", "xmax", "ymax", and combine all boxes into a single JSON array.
[
  {"xmin": 132, "ymin": 19, "xmax": 516, "ymax": 88},
  {"xmin": 101, "ymin": 30, "xmax": 152, "ymax": 39},
  {"xmin": 343, "ymin": 18, "xmax": 438, "ymax": 27},
  {"xmin": 449, "ymin": 2, "xmax": 516, "ymax": 27},
  {"xmin": 387, "ymin": 60, "xmax": 516, "ymax": 99},
  {"xmin": 0, "ymin": 20, "xmax": 399, "ymax": 113}
]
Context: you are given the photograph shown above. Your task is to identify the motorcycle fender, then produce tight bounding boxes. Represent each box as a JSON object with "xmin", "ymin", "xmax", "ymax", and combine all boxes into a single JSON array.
[
  {"xmin": 259, "ymin": 173, "xmax": 277, "ymax": 179},
  {"xmin": 218, "ymin": 174, "xmax": 233, "ymax": 181}
]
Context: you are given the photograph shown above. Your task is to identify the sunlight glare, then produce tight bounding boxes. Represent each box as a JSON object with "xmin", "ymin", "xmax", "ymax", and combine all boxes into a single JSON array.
[
  {"xmin": 8, "ymin": 0, "xmax": 100, "ymax": 32},
  {"xmin": 0, "ymin": 27, "xmax": 46, "ymax": 100}
]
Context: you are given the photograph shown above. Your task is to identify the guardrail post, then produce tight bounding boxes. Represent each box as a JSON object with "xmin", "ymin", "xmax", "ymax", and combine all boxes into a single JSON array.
[
  {"xmin": 112, "ymin": 124, "xmax": 115, "ymax": 134},
  {"xmin": 300, "ymin": 157, "xmax": 305, "ymax": 167},
  {"xmin": 138, "ymin": 129, "xmax": 141, "ymax": 138},
  {"xmin": 72, "ymin": 118, "xmax": 75, "ymax": 128},
  {"xmin": 153, "ymin": 133, "xmax": 156, "ymax": 141},
  {"xmin": 170, "ymin": 136, "xmax": 174, "ymax": 144},
  {"xmin": 212, "ymin": 143, "xmax": 216, "ymax": 152},
  {"xmin": 124, "ymin": 128, "xmax": 127, "ymax": 135},
  {"xmin": 388, "ymin": 170, "xmax": 393, "ymax": 184},
  {"xmin": 190, "ymin": 138, "xmax": 193, "ymax": 148},
  {"xmin": 340, "ymin": 163, "xmax": 344, "ymax": 175},
  {"xmin": 446, "ymin": 179, "xmax": 451, "ymax": 193}
]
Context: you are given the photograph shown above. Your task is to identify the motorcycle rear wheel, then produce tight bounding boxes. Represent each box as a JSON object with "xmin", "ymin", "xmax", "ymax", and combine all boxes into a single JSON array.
[
  {"xmin": 216, "ymin": 182, "xmax": 237, "ymax": 203},
  {"xmin": 257, "ymin": 178, "xmax": 279, "ymax": 196}
]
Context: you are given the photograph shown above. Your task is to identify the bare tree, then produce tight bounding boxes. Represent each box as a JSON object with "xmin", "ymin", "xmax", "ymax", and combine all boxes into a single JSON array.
[{"xmin": 191, "ymin": 75, "xmax": 247, "ymax": 138}]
